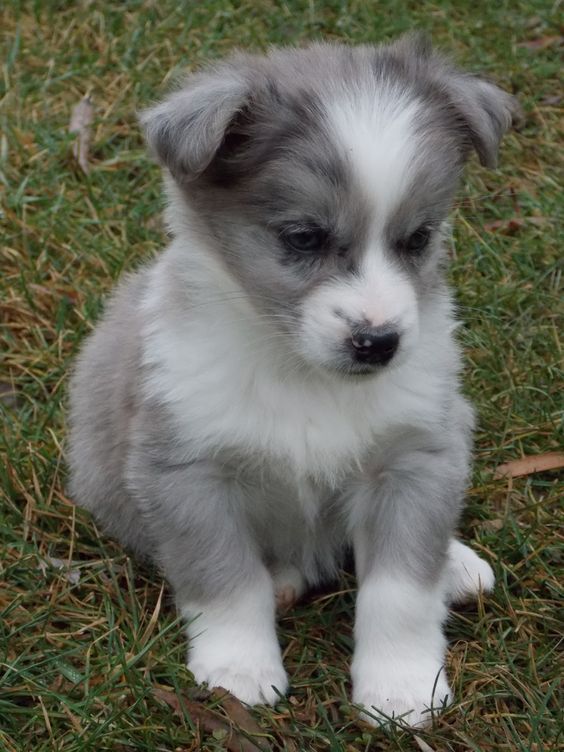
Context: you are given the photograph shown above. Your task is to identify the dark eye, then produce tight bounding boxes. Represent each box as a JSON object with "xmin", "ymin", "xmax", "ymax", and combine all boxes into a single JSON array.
[
  {"xmin": 281, "ymin": 225, "xmax": 329, "ymax": 254},
  {"xmin": 404, "ymin": 227, "xmax": 431, "ymax": 253}
]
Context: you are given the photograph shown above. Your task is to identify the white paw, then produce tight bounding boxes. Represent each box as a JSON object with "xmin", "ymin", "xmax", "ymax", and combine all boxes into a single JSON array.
[
  {"xmin": 272, "ymin": 565, "xmax": 305, "ymax": 611},
  {"xmin": 183, "ymin": 575, "xmax": 288, "ymax": 706},
  {"xmin": 352, "ymin": 659, "xmax": 452, "ymax": 728},
  {"xmin": 189, "ymin": 657, "xmax": 288, "ymax": 705},
  {"xmin": 446, "ymin": 539, "xmax": 495, "ymax": 604}
]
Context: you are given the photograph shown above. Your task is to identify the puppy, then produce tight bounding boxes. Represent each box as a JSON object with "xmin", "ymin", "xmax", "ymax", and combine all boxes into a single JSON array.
[{"xmin": 68, "ymin": 35, "xmax": 517, "ymax": 727}]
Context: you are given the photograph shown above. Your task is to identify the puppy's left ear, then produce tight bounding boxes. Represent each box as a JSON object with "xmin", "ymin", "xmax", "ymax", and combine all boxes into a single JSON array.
[
  {"xmin": 139, "ymin": 63, "xmax": 252, "ymax": 181},
  {"xmin": 391, "ymin": 33, "xmax": 521, "ymax": 168},
  {"xmin": 440, "ymin": 72, "xmax": 522, "ymax": 168}
]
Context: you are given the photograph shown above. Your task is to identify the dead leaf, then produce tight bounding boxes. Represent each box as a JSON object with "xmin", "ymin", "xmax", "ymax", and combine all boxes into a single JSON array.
[
  {"xmin": 153, "ymin": 687, "xmax": 270, "ymax": 751},
  {"xmin": 69, "ymin": 95, "xmax": 94, "ymax": 174},
  {"xmin": 494, "ymin": 452, "xmax": 564, "ymax": 480},
  {"xmin": 484, "ymin": 217, "xmax": 548, "ymax": 235},
  {"xmin": 154, "ymin": 687, "xmax": 231, "ymax": 737},
  {"xmin": 517, "ymin": 35, "xmax": 564, "ymax": 50},
  {"xmin": 38, "ymin": 556, "xmax": 81, "ymax": 585},
  {"xmin": 484, "ymin": 218, "xmax": 525, "ymax": 234},
  {"xmin": 0, "ymin": 382, "xmax": 21, "ymax": 409},
  {"xmin": 67, "ymin": 570, "xmax": 81, "ymax": 586},
  {"xmin": 414, "ymin": 736, "xmax": 436, "ymax": 752},
  {"xmin": 481, "ymin": 518, "xmax": 504, "ymax": 532},
  {"xmin": 541, "ymin": 94, "xmax": 562, "ymax": 106},
  {"xmin": 211, "ymin": 688, "xmax": 270, "ymax": 750}
]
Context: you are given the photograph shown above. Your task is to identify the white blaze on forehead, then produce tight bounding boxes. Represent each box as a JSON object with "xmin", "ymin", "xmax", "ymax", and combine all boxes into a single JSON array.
[
  {"xmin": 308, "ymin": 86, "xmax": 423, "ymax": 338},
  {"xmin": 327, "ymin": 86, "xmax": 423, "ymax": 222},
  {"xmin": 356, "ymin": 245, "xmax": 417, "ymax": 329}
]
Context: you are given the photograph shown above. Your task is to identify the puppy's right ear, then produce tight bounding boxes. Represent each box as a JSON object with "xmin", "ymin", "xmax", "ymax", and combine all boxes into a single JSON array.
[{"xmin": 140, "ymin": 66, "xmax": 250, "ymax": 181}]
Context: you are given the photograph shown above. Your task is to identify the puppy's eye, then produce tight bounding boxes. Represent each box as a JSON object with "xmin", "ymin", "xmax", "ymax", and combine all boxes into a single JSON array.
[
  {"xmin": 404, "ymin": 227, "xmax": 431, "ymax": 253},
  {"xmin": 281, "ymin": 225, "xmax": 329, "ymax": 254}
]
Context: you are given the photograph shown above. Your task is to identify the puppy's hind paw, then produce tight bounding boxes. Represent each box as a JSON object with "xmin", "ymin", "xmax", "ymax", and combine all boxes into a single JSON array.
[
  {"xmin": 272, "ymin": 565, "xmax": 306, "ymax": 612},
  {"xmin": 446, "ymin": 539, "xmax": 495, "ymax": 604}
]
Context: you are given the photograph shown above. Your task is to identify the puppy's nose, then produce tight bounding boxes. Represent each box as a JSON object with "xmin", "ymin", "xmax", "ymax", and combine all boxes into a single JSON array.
[{"xmin": 350, "ymin": 326, "xmax": 399, "ymax": 366}]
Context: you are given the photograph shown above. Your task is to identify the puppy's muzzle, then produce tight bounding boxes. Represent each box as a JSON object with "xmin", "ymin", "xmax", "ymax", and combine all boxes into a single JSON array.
[{"xmin": 349, "ymin": 326, "xmax": 399, "ymax": 366}]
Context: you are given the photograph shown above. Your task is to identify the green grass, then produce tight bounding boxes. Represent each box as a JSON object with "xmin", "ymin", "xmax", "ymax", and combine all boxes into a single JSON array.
[{"xmin": 1, "ymin": 1, "xmax": 562, "ymax": 750}]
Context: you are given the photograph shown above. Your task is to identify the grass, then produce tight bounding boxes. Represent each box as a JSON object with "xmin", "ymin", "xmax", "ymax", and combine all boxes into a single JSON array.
[{"xmin": 0, "ymin": 1, "xmax": 562, "ymax": 750}]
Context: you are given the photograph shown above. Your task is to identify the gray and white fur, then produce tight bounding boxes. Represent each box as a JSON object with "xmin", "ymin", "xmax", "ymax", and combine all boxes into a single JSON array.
[{"xmin": 68, "ymin": 35, "xmax": 518, "ymax": 726}]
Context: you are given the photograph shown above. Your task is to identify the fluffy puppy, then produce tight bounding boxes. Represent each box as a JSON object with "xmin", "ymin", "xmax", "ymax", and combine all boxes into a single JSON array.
[{"xmin": 68, "ymin": 35, "xmax": 518, "ymax": 727}]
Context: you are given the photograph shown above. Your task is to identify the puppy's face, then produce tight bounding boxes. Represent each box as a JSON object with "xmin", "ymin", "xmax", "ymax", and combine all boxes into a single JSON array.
[{"xmin": 143, "ymin": 37, "xmax": 518, "ymax": 376}]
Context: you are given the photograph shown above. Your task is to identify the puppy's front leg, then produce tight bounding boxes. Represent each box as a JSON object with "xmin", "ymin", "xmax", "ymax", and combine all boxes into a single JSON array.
[
  {"xmin": 183, "ymin": 567, "xmax": 287, "ymax": 705},
  {"xmin": 352, "ymin": 559, "xmax": 450, "ymax": 727},
  {"xmin": 130, "ymin": 453, "xmax": 287, "ymax": 705},
  {"xmin": 350, "ymin": 447, "xmax": 466, "ymax": 727}
]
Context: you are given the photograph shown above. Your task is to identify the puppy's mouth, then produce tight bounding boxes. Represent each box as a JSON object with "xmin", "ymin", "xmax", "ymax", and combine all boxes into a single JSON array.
[
  {"xmin": 316, "ymin": 353, "xmax": 396, "ymax": 380},
  {"xmin": 343, "ymin": 363, "xmax": 384, "ymax": 377}
]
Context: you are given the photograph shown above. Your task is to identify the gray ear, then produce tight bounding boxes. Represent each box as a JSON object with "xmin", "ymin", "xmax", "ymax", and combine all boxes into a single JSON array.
[
  {"xmin": 390, "ymin": 33, "xmax": 521, "ymax": 168},
  {"xmin": 140, "ymin": 66, "xmax": 250, "ymax": 180},
  {"xmin": 440, "ymin": 73, "xmax": 521, "ymax": 168}
]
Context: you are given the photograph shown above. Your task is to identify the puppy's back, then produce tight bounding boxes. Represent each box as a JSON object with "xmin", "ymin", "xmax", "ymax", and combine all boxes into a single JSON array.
[{"xmin": 67, "ymin": 270, "xmax": 151, "ymax": 553}]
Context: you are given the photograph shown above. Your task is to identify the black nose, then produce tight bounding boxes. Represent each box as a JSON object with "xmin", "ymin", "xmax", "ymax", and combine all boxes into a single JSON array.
[{"xmin": 350, "ymin": 326, "xmax": 400, "ymax": 366}]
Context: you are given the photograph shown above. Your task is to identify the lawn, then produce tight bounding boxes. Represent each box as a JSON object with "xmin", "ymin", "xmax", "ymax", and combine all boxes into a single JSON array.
[{"xmin": 0, "ymin": 1, "xmax": 562, "ymax": 750}]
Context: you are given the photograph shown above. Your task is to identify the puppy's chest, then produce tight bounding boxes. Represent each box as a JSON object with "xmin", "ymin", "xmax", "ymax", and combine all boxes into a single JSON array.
[
  {"xmin": 143, "ymin": 318, "xmax": 441, "ymax": 481},
  {"xmin": 183, "ymin": 375, "xmax": 379, "ymax": 480}
]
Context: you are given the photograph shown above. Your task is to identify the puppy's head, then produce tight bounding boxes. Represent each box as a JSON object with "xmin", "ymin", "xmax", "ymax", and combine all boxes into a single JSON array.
[{"xmin": 142, "ymin": 35, "xmax": 519, "ymax": 377}]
